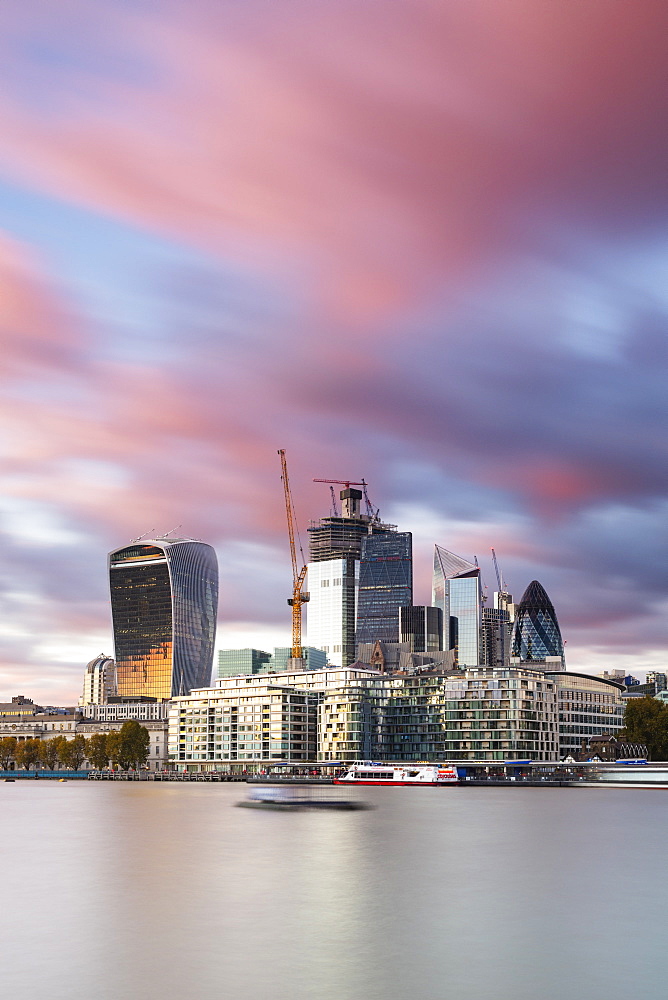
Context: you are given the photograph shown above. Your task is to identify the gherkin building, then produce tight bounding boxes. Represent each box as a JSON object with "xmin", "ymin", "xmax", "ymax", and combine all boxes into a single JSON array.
[{"xmin": 510, "ymin": 580, "xmax": 565, "ymax": 667}]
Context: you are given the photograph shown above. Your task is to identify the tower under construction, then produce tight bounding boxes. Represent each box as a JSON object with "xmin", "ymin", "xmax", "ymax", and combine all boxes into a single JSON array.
[{"xmin": 308, "ymin": 487, "xmax": 399, "ymax": 667}]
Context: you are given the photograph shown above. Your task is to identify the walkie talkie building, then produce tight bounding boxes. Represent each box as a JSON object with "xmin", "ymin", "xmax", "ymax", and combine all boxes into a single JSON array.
[{"xmin": 109, "ymin": 537, "xmax": 218, "ymax": 700}]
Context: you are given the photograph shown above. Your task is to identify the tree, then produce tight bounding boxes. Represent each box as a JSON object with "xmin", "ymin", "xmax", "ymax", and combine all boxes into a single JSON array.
[
  {"xmin": 39, "ymin": 738, "xmax": 62, "ymax": 771},
  {"xmin": 0, "ymin": 737, "xmax": 17, "ymax": 770},
  {"xmin": 116, "ymin": 721, "xmax": 150, "ymax": 771},
  {"xmin": 59, "ymin": 734, "xmax": 88, "ymax": 771},
  {"xmin": 87, "ymin": 732, "xmax": 110, "ymax": 770},
  {"xmin": 624, "ymin": 697, "xmax": 668, "ymax": 760},
  {"xmin": 106, "ymin": 730, "xmax": 123, "ymax": 769},
  {"xmin": 15, "ymin": 738, "xmax": 42, "ymax": 770}
]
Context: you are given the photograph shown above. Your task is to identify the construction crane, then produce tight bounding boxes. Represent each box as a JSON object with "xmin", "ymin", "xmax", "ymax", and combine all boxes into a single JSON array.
[
  {"xmin": 313, "ymin": 477, "xmax": 379, "ymax": 520},
  {"xmin": 490, "ymin": 547, "xmax": 511, "ymax": 666},
  {"xmin": 329, "ymin": 486, "xmax": 339, "ymax": 517},
  {"xmin": 278, "ymin": 450, "xmax": 309, "ymax": 660},
  {"xmin": 491, "ymin": 548, "xmax": 507, "ymax": 599}
]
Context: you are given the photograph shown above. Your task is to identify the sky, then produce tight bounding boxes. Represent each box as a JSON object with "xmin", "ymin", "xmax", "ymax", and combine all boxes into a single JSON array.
[{"xmin": 0, "ymin": 0, "xmax": 666, "ymax": 703}]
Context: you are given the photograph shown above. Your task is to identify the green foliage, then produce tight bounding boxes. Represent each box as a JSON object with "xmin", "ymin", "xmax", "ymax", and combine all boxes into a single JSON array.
[
  {"xmin": 106, "ymin": 730, "xmax": 122, "ymax": 769},
  {"xmin": 15, "ymin": 738, "xmax": 42, "ymax": 770},
  {"xmin": 0, "ymin": 736, "xmax": 18, "ymax": 770},
  {"xmin": 624, "ymin": 697, "xmax": 668, "ymax": 761},
  {"xmin": 59, "ymin": 734, "xmax": 88, "ymax": 771},
  {"xmin": 87, "ymin": 732, "xmax": 110, "ymax": 770},
  {"xmin": 115, "ymin": 721, "xmax": 150, "ymax": 771},
  {"xmin": 39, "ymin": 738, "xmax": 61, "ymax": 770}
]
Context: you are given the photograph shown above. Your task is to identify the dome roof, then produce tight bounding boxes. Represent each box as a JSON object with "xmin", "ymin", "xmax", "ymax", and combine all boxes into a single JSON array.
[{"xmin": 517, "ymin": 580, "xmax": 555, "ymax": 612}]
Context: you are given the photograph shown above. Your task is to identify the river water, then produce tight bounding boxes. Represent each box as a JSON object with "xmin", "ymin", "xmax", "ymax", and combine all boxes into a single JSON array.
[{"xmin": 1, "ymin": 782, "xmax": 665, "ymax": 1000}]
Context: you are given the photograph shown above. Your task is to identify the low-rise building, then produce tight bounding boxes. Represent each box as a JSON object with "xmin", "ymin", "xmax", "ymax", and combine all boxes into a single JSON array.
[
  {"xmin": 318, "ymin": 666, "xmax": 559, "ymax": 763},
  {"xmin": 169, "ymin": 665, "xmax": 564, "ymax": 768},
  {"xmin": 0, "ymin": 707, "xmax": 80, "ymax": 743},
  {"xmin": 81, "ymin": 698, "xmax": 168, "ymax": 722},
  {"xmin": 168, "ymin": 667, "xmax": 378, "ymax": 768},
  {"xmin": 547, "ymin": 671, "xmax": 625, "ymax": 759},
  {"xmin": 77, "ymin": 718, "xmax": 168, "ymax": 770}
]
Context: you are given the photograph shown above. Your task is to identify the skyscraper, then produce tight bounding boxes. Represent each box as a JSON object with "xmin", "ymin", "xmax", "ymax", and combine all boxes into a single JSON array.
[
  {"xmin": 510, "ymin": 580, "xmax": 565, "ymax": 668},
  {"xmin": 109, "ymin": 537, "xmax": 218, "ymax": 699},
  {"xmin": 355, "ymin": 530, "xmax": 413, "ymax": 645},
  {"xmin": 480, "ymin": 590, "xmax": 514, "ymax": 668},
  {"xmin": 400, "ymin": 606, "xmax": 443, "ymax": 653},
  {"xmin": 308, "ymin": 487, "xmax": 396, "ymax": 667},
  {"xmin": 432, "ymin": 545, "xmax": 481, "ymax": 665}
]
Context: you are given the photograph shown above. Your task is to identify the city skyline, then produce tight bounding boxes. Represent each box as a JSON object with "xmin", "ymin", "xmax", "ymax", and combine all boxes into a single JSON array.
[{"xmin": 0, "ymin": 1, "xmax": 666, "ymax": 701}]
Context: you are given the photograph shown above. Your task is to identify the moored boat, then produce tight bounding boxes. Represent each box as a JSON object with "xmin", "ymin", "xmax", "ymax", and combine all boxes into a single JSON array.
[{"xmin": 334, "ymin": 763, "xmax": 458, "ymax": 786}]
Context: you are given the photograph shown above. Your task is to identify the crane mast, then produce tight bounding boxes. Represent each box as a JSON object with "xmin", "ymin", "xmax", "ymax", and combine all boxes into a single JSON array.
[{"xmin": 278, "ymin": 450, "xmax": 309, "ymax": 660}]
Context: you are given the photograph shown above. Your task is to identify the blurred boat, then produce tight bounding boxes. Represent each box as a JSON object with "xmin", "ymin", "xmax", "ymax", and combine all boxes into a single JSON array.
[{"xmin": 237, "ymin": 786, "xmax": 372, "ymax": 810}]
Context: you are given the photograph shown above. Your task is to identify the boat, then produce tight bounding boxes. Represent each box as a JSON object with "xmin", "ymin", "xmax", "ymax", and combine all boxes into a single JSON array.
[
  {"xmin": 237, "ymin": 786, "xmax": 372, "ymax": 810},
  {"xmin": 586, "ymin": 762, "xmax": 668, "ymax": 788},
  {"xmin": 334, "ymin": 763, "xmax": 459, "ymax": 786}
]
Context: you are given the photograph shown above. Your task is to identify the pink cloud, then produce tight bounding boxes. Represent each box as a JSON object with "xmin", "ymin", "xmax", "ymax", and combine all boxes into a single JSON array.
[
  {"xmin": 0, "ymin": 1, "xmax": 665, "ymax": 325},
  {"xmin": 0, "ymin": 235, "xmax": 82, "ymax": 374}
]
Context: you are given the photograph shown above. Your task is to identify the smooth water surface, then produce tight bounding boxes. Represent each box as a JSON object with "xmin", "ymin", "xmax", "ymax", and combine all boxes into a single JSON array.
[{"xmin": 0, "ymin": 782, "xmax": 665, "ymax": 1000}]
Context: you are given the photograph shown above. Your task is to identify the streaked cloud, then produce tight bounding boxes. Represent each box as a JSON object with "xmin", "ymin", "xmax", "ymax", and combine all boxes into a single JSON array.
[{"xmin": 0, "ymin": 0, "xmax": 665, "ymax": 700}]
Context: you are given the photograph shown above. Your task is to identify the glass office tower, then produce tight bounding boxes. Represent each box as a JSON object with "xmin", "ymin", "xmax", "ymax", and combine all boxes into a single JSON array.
[
  {"xmin": 109, "ymin": 537, "xmax": 218, "ymax": 699},
  {"xmin": 400, "ymin": 606, "xmax": 443, "ymax": 653},
  {"xmin": 308, "ymin": 487, "xmax": 396, "ymax": 667},
  {"xmin": 355, "ymin": 531, "xmax": 413, "ymax": 645},
  {"xmin": 432, "ymin": 545, "xmax": 481, "ymax": 666},
  {"xmin": 510, "ymin": 580, "xmax": 565, "ymax": 667}
]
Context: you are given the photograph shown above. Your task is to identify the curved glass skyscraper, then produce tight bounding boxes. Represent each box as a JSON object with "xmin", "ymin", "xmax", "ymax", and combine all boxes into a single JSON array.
[
  {"xmin": 510, "ymin": 580, "xmax": 564, "ymax": 667},
  {"xmin": 109, "ymin": 537, "xmax": 218, "ymax": 699}
]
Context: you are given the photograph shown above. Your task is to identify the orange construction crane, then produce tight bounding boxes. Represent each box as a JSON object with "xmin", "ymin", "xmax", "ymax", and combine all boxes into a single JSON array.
[{"xmin": 278, "ymin": 450, "xmax": 309, "ymax": 659}]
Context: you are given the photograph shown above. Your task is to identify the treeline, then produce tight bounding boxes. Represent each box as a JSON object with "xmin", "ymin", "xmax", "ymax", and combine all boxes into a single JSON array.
[
  {"xmin": 623, "ymin": 697, "xmax": 668, "ymax": 760},
  {"xmin": 0, "ymin": 721, "xmax": 151, "ymax": 772}
]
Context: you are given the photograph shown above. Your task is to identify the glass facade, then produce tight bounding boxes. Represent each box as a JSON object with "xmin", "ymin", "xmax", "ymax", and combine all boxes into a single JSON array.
[
  {"xmin": 400, "ymin": 606, "xmax": 442, "ymax": 653},
  {"xmin": 272, "ymin": 647, "xmax": 328, "ymax": 672},
  {"xmin": 432, "ymin": 545, "xmax": 481, "ymax": 666},
  {"xmin": 218, "ymin": 649, "xmax": 272, "ymax": 678},
  {"xmin": 109, "ymin": 539, "xmax": 218, "ymax": 700},
  {"xmin": 355, "ymin": 531, "xmax": 413, "ymax": 645},
  {"xmin": 480, "ymin": 607, "xmax": 512, "ymax": 667},
  {"xmin": 306, "ymin": 558, "xmax": 359, "ymax": 666},
  {"xmin": 510, "ymin": 580, "xmax": 564, "ymax": 666}
]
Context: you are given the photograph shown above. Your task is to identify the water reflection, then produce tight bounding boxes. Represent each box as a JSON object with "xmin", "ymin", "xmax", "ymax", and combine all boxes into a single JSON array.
[{"xmin": 0, "ymin": 783, "xmax": 666, "ymax": 1000}]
